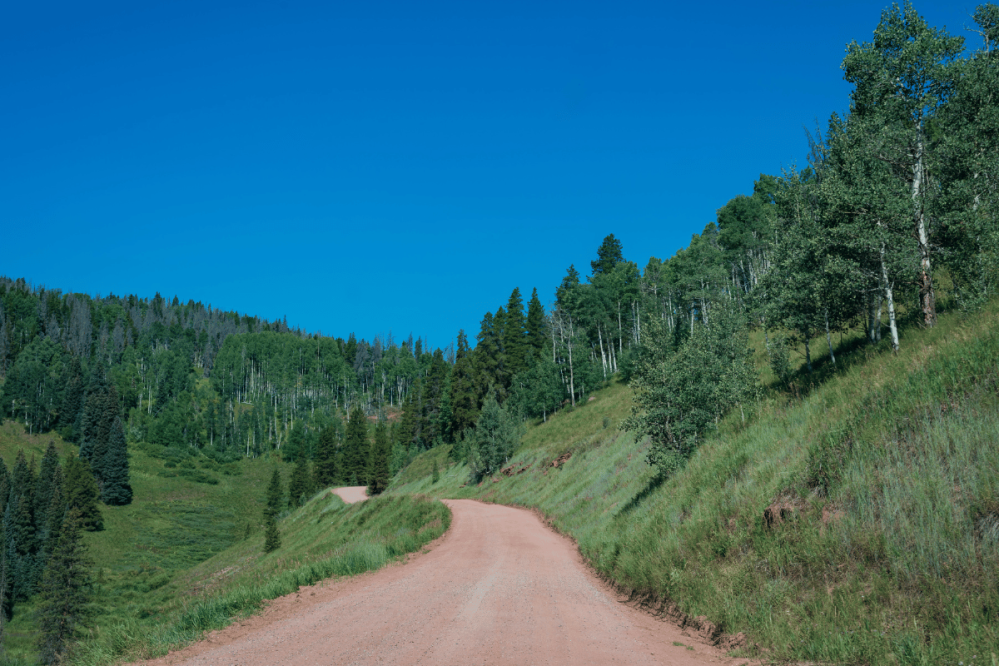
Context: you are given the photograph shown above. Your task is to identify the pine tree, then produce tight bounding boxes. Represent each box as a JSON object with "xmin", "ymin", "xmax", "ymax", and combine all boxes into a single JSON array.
[
  {"xmin": 343, "ymin": 407, "xmax": 369, "ymax": 485},
  {"xmin": 36, "ymin": 509, "xmax": 93, "ymax": 666},
  {"xmin": 288, "ymin": 455, "xmax": 312, "ymax": 508},
  {"xmin": 591, "ymin": 233, "xmax": 624, "ymax": 276},
  {"xmin": 448, "ymin": 331, "xmax": 478, "ymax": 442},
  {"xmin": 99, "ymin": 417, "xmax": 132, "ymax": 506},
  {"xmin": 265, "ymin": 468, "xmax": 283, "ymax": 520},
  {"xmin": 367, "ymin": 420, "xmax": 391, "ymax": 496},
  {"xmin": 58, "ymin": 358, "xmax": 84, "ymax": 441},
  {"xmin": 63, "ymin": 456, "xmax": 102, "ymax": 532},
  {"xmin": 525, "ymin": 288, "xmax": 547, "ymax": 358},
  {"xmin": 503, "ymin": 288, "xmax": 528, "ymax": 378},
  {"xmin": 263, "ymin": 516, "xmax": 281, "ymax": 553},
  {"xmin": 314, "ymin": 425, "xmax": 339, "ymax": 488},
  {"xmin": 34, "ymin": 442, "xmax": 60, "ymax": 528}
]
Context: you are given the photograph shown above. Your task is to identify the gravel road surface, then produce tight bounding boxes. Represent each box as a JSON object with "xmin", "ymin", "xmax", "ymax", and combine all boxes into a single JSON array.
[{"xmin": 145, "ymin": 495, "xmax": 744, "ymax": 666}]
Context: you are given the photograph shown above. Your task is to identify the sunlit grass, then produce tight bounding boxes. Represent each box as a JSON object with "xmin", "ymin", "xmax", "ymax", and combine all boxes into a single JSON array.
[{"xmin": 392, "ymin": 301, "xmax": 999, "ymax": 665}]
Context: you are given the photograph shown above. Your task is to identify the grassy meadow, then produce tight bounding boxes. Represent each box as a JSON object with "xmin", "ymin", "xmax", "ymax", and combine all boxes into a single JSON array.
[
  {"xmin": 0, "ymin": 426, "xmax": 449, "ymax": 666},
  {"xmin": 391, "ymin": 302, "xmax": 999, "ymax": 666}
]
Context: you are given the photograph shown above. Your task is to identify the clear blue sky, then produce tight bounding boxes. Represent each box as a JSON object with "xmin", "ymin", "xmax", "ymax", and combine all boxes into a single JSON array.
[{"xmin": 0, "ymin": 0, "xmax": 982, "ymax": 348}]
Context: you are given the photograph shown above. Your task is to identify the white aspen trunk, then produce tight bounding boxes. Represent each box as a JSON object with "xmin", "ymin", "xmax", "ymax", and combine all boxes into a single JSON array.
[
  {"xmin": 597, "ymin": 327, "xmax": 607, "ymax": 380},
  {"xmin": 912, "ymin": 125, "xmax": 936, "ymax": 327},
  {"xmin": 881, "ymin": 243, "xmax": 900, "ymax": 352}
]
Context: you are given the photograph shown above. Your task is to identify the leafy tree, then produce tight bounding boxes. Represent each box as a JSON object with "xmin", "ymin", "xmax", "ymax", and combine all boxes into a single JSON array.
[
  {"xmin": 509, "ymin": 353, "xmax": 564, "ymax": 422},
  {"xmin": 624, "ymin": 302, "xmax": 757, "ymax": 476},
  {"xmin": 467, "ymin": 391, "xmax": 520, "ymax": 480},
  {"xmin": 36, "ymin": 509, "xmax": 93, "ymax": 666},
  {"xmin": 842, "ymin": 1, "xmax": 964, "ymax": 327}
]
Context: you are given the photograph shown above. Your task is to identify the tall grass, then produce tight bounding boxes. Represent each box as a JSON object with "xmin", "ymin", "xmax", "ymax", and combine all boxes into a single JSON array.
[{"xmin": 392, "ymin": 302, "xmax": 999, "ymax": 665}]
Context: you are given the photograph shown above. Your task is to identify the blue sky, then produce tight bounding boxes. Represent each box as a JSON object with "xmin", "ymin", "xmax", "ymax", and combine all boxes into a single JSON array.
[{"xmin": 0, "ymin": 0, "xmax": 983, "ymax": 348}]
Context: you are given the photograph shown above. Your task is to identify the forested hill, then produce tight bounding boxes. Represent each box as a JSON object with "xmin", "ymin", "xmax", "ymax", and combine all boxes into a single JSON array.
[{"xmin": 3, "ymin": 3, "xmax": 999, "ymax": 481}]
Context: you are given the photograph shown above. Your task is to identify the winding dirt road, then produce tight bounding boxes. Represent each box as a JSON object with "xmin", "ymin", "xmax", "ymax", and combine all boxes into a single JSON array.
[{"xmin": 146, "ymin": 494, "xmax": 743, "ymax": 666}]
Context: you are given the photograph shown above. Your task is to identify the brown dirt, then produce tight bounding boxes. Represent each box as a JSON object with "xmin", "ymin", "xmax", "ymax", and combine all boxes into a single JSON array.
[
  {"xmin": 332, "ymin": 486, "xmax": 369, "ymax": 504},
  {"xmin": 143, "ymin": 498, "xmax": 749, "ymax": 666}
]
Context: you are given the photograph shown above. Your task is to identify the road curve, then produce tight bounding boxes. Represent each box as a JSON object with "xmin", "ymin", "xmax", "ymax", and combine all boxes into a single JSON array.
[
  {"xmin": 145, "ymin": 499, "xmax": 741, "ymax": 666},
  {"xmin": 332, "ymin": 485, "xmax": 369, "ymax": 504}
]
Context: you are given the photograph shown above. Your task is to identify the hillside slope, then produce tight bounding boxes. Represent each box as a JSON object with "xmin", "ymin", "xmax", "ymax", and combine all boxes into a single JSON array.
[
  {"xmin": 0, "ymin": 427, "xmax": 448, "ymax": 666},
  {"xmin": 391, "ymin": 304, "xmax": 999, "ymax": 665}
]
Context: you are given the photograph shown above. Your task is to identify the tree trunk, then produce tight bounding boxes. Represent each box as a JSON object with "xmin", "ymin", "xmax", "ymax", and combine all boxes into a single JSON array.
[
  {"xmin": 597, "ymin": 327, "xmax": 607, "ymax": 380},
  {"xmin": 913, "ymin": 126, "xmax": 936, "ymax": 327},
  {"xmin": 881, "ymin": 244, "xmax": 900, "ymax": 353}
]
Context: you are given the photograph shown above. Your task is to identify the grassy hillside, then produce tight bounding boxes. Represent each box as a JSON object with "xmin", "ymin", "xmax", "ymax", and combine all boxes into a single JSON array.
[
  {"xmin": 391, "ymin": 303, "xmax": 999, "ymax": 665},
  {"xmin": 0, "ymin": 427, "xmax": 449, "ymax": 666}
]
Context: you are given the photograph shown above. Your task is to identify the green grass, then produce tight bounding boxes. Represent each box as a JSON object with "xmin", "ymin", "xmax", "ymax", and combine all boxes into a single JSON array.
[
  {"xmin": 70, "ymin": 491, "xmax": 449, "ymax": 665},
  {"xmin": 391, "ymin": 302, "xmax": 999, "ymax": 665},
  {"xmin": 0, "ymin": 427, "xmax": 449, "ymax": 665}
]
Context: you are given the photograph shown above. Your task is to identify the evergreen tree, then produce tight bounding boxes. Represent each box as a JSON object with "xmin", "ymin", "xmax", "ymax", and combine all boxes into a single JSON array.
[
  {"xmin": 472, "ymin": 312, "xmax": 501, "ymax": 407},
  {"xmin": 34, "ymin": 442, "xmax": 60, "ymax": 528},
  {"xmin": 314, "ymin": 425, "xmax": 339, "ymax": 488},
  {"xmin": 448, "ymin": 331, "xmax": 478, "ymax": 441},
  {"xmin": 367, "ymin": 420, "xmax": 391, "ymax": 496},
  {"xmin": 10, "ymin": 495, "xmax": 38, "ymax": 601},
  {"xmin": 62, "ymin": 456, "xmax": 102, "ymax": 532},
  {"xmin": 99, "ymin": 417, "xmax": 132, "ymax": 506},
  {"xmin": 420, "ymin": 350, "xmax": 448, "ymax": 445},
  {"xmin": 58, "ymin": 357, "xmax": 85, "ymax": 441},
  {"xmin": 36, "ymin": 509, "xmax": 93, "ymax": 666},
  {"xmin": 525, "ymin": 288, "xmax": 547, "ymax": 357},
  {"xmin": 591, "ymin": 233, "xmax": 624, "ymax": 276},
  {"xmin": 502, "ymin": 288, "xmax": 528, "ymax": 378},
  {"xmin": 265, "ymin": 468, "xmax": 283, "ymax": 520},
  {"xmin": 263, "ymin": 516, "xmax": 281, "ymax": 553},
  {"xmin": 343, "ymin": 407, "xmax": 369, "ymax": 485},
  {"xmin": 288, "ymin": 455, "xmax": 312, "ymax": 508}
]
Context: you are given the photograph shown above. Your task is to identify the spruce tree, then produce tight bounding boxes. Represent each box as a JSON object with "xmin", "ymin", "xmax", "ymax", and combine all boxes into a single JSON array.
[
  {"xmin": 263, "ymin": 516, "xmax": 281, "ymax": 554},
  {"xmin": 36, "ymin": 509, "xmax": 93, "ymax": 666},
  {"xmin": 367, "ymin": 421, "xmax": 391, "ymax": 496},
  {"xmin": 314, "ymin": 425, "xmax": 339, "ymax": 488},
  {"xmin": 343, "ymin": 407, "xmax": 369, "ymax": 485},
  {"xmin": 591, "ymin": 233, "xmax": 624, "ymax": 276},
  {"xmin": 63, "ymin": 456, "xmax": 102, "ymax": 532},
  {"xmin": 448, "ymin": 331, "xmax": 478, "ymax": 443},
  {"xmin": 525, "ymin": 288, "xmax": 547, "ymax": 357},
  {"xmin": 34, "ymin": 442, "xmax": 61, "ymax": 528},
  {"xmin": 58, "ymin": 358, "xmax": 84, "ymax": 441},
  {"xmin": 265, "ymin": 468, "xmax": 284, "ymax": 520},
  {"xmin": 99, "ymin": 417, "xmax": 132, "ymax": 506},
  {"xmin": 288, "ymin": 455, "xmax": 312, "ymax": 508},
  {"xmin": 503, "ymin": 288, "xmax": 528, "ymax": 378}
]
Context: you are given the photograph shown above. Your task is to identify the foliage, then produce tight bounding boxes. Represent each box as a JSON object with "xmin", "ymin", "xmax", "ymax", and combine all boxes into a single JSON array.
[
  {"xmin": 36, "ymin": 510, "xmax": 93, "ymax": 665},
  {"xmin": 624, "ymin": 302, "xmax": 757, "ymax": 474}
]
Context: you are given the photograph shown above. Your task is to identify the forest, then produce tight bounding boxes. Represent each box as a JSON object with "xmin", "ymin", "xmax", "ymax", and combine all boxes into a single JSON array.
[{"xmin": 0, "ymin": 2, "xmax": 996, "ymax": 662}]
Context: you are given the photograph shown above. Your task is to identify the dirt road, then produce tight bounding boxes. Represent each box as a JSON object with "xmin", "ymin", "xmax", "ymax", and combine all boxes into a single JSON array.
[
  {"xmin": 146, "ymin": 498, "xmax": 742, "ymax": 666},
  {"xmin": 332, "ymin": 486, "xmax": 369, "ymax": 504}
]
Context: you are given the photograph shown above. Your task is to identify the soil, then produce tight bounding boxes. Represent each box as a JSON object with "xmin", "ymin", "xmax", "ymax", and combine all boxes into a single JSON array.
[
  {"xmin": 143, "ymin": 496, "xmax": 749, "ymax": 666},
  {"xmin": 332, "ymin": 486, "xmax": 369, "ymax": 504}
]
